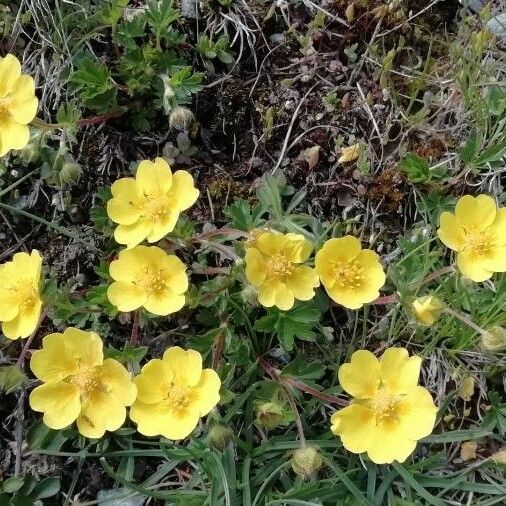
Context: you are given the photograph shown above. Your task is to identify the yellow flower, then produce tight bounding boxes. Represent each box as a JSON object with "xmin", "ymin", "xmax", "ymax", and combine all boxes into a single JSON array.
[
  {"xmin": 315, "ymin": 236, "xmax": 385, "ymax": 310},
  {"xmin": 0, "ymin": 54, "xmax": 38, "ymax": 157},
  {"xmin": 29, "ymin": 328, "xmax": 137, "ymax": 438},
  {"xmin": 0, "ymin": 250, "xmax": 43, "ymax": 340},
  {"xmin": 330, "ymin": 348, "xmax": 437, "ymax": 464},
  {"xmin": 107, "ymin": 157, "xmax": 199, "ymax": 248},
  {"xmin": 107, "ymin": 245, "xmax": 188, "ymax": 316},
  {"xmin": 338, "ymin": 143, "xmax": 360, "ymax": 164},
  {"xmin": 437, "ymin": 194, "xmax": 506, "ymax": 282},
  {"xmin": 244, "ymin": 231, "xmax": 319, "ymax": 310},
  {"xmin": 412, "ymin": 295, "xmax": 443, "ymax": 326},
  {"xmin": 130, "ymin": 346, "xmax": 221, "ymax": 440}
]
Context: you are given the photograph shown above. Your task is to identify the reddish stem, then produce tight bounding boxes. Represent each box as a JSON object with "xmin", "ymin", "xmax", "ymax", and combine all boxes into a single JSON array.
[
  {"xmin": 212, "ymin": 322, "xmax": 228, "ymax": 370},
  {"xmin": 130, "ymin": 310, "xmax": 140, "ymax": 346},
  {"xmin": 78, "ymin": 110, "xmax": 125, "ymax": 126},
  {"xmin": 258, "ymin": 357, "xmax": 348, "ymax": 407}
]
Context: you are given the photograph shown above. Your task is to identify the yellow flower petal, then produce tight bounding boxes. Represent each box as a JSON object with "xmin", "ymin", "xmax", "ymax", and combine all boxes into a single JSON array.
[
  {"xmin": 366, "ymin": 420, "xmax": 417, "ymax": 464},
  {"xmin": 379, "ymin": 348, "xmax": 421, "ymax": 395},
  {"xmin": 457, "ymin": 252, "xmax": 493, "ymax": 282},
  {"xmin": 0, "ymin": 54, "xmax": 22, "ymax": 95},
  {"xmin": 489, "ymin": 208, "xmax": 506, "ymax": 246},
  {"xmin": 64, "ymin": 328, "xmax": 104, "ymax": 369},
  {"xmin": 286, "ymin": 265, "xmax": 320, "ymax": 300},
  {"xmin": 274, "ymin": 287, "xmax": 295, "ymax": 310},
  {"xmin": 0, "ymin": 121, "xmax": 30, "ymax": 155},
  {"xmin": 163, "ymin": 347, "xmax": 203, "ymax": 387},
  {"xmin": 257, "ymin": 280, "xmax": 280, "ymax": 308},
  {"xmin": 134, "ymin": 359, "xmax": 173, "ymax": 404},
  {"xmin": 129, "ymin": 400, "xmax": 173, "ymax": 437},
  {"xmin": 146, "ymin": 211, "xmax": 179, "ymax": 243},
  {"xmin": 256, "ymin": 232, "xmax": 286, "ymax": 256},
  {"xmin": 9, "ymin": 75, "xmax": 38, "ymax": 124},
  {"xmin": 330, "ymin": 404, "xmax": 377, "ymax": 454},
  {"xmin": 144, "ymin": 290, "xmax": 186, "ymax": 315},
  {"xmin": 168, "ymin": 170, "xmax": 200, "ymax": 211},
  {"xmin": 160, "ymin": 409, "xmax": 201, "ymax": 440},
  {"xmin": 192, "ymin": 369, "xmax": 221, "ymax": 416},
  {"xmin": 455, "ymin": 194, "xmax": 497, "ymax": 230},
  {"xmin": 244, "ymin": 248, "xmax": 267, "ymax": 286},
  {"xmin": 107, "ymin": 281, "xmax": 147, "ymax": 312},
  {"xmin": 107, "ymin": 195, "xmax": 142, "ymax": 226},
  {"xmin": 2, "ymin": 298, "xmax": 41, "ymax": 340},
  {"xmin": 480, "ymin": 245, "xmax": 506, "ymax": 273},
  {"xmin": 397, "ymin": 386, "xmax": 437, "ymax": 440},
  {"xmin": 30, "ymin": 332, "xmax": 79, "ymax": 382},
  {"xmin": 0, "ymin": 288, "xmax": 19, "ymax": 322},
  {"xmin": 437, "ymin": 212, "xmax": 465, "ymax": 252},
  {"xmin": 338, "ymin": 350, "xmax": 380, "ymax": 399},
  {"xmin": 29, "ymin": 382, "xmax": 81, "ymax": 430},
  {"xmin": 136, "ymin": 158, "xmax": 172, "ymax": 195},
  {"xmin": 283, "ymin": 233, "xmax": 313, "ymax": 263},
  {"xmin": 114, "ymin": 219, "xmax": 151, "ymax": 249},
  {"xmin": 97, "ymin": 358, "xmax": 137, "ymax": 406},
  {"xmin": 76, "ymin": 390, "xmax": 126, "ymax": 438}
]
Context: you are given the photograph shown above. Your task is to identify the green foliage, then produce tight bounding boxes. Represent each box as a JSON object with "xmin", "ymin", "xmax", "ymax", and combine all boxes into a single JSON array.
[
  {"xmin": 254, "ymin": 302, "xmax": 322, "ymax": 351},
  {"xmin": 459, "ymin": 131, "xmax": 506, "ymax": 171},
  {"xmin": 196, "ymin": 35, "xmax": 234, "ymax": 64},
  {"xmin": 0, "ymin": 365, "xmax": 27, "ymax": 394}
]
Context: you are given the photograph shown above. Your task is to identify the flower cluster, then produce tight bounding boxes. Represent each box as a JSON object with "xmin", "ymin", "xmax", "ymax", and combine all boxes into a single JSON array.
[
  {"xmin": 29, "ymin": 329, "xmax": 221, "ymax": 439},
  {"xmin": 244, "ymin": 231, "xmax": 386, "ymax": 310},
  {"xmin": 0, "ymin": 54, "xmax": 38, "ymax": 156},
  {"xmin": 331, "ymin": 347, "xmax": 437, "ymax": 464}
]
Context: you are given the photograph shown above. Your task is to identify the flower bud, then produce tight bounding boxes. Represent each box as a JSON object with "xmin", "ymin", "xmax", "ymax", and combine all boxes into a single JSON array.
[
  {"xmin": 169, "ymin": 106, "xmax": 194, "ymax": 130},
  {"xmin": 492, "ymin": 449, "xmax": 506, "ymax": 466},
  {"xmin": 482, "ymin": 326, "xmax": 506, "ymax": 351},
  {"xmin": 241, "ymin": 284, "xmax": 259, "ymax": 307},
  {"xmin": 291, "ymin": 446, "xmax": 323, "ymax": 478},
  {"xmin": 59, "ymin": 160, "xmax": 82, "ymax": 186},
  {"xmin": 255, "ymin": 401, "xmax": 284, "ymax": 429},
  {"xmin": 208, "ymin": 424, "xmax": 233, "ymax": 451},
  {"xmin": 411, "ymin": 295, "xmax": 443, "ymax": 326}
]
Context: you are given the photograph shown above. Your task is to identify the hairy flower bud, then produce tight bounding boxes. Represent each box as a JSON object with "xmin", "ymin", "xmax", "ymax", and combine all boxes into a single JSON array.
[
  {"xmin": 169, "ymin": 106, "xmax": 194, "ymax": 130},
  {"xmin": 482, "ymin": 326, "xmax": 506, "ymax": 351},
  {"xmin": 255, "ymin": 401, "xmax": 284, "ymax": 429},
  {"xmin": 291, "ymin": 446, "xmax": 323, "ymax": 478},
  {"xmin": 208, "ymin": 424, "xmax": 233, "ymax": 451}
]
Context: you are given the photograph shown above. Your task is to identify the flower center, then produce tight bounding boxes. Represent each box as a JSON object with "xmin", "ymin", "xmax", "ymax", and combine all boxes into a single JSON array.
[
  {"xmin": 137, "ymin": 266, "xmax": 166, "ymax": 296},
  {"xmin": 140, "ymin": 193, "xmax": 169, "ymax": 222},
  {"xmin": 0, "ymin": 96, "xmax": 13, "ymax": 123},
  {"xmin": 464, "ymin": 228, "xmax": 495, "ymax": 257},
  {"xmin": 333, "ymin": 260, "xmax": 364, "ymax": 289},
  {"xmin": 372, "ymin": 387, "xmax": 401, "ymax": 423},
  {"xmin": 165, "ymin": 383, "xmax": 191, "ymax": 411},
  {"xmin": 15, "ymin": 281, "xmax": 38, "ymax": 312},
  {"xmin": 71, "ymin": 367, "xmax": 101, "ymax": 397},
  {"xmin": 266, "ymin": 253, "xmax": 294, "ymax": 278}
]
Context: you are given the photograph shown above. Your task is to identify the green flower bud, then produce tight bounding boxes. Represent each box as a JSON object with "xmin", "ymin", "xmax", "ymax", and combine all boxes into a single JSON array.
[
  {"xmin": 482, "ymin": 326, "xmax": 506, "ymax": 351},
  {"xmin": 291, "ymin": 446, "xmax": 323, "ymax": 478},
  {"xmin": 59, "ymin": 160, "xmax": 82, "ymax": 186},
  {"xmin": 255, "ymin": 401, "xmax": 284, "ymax": 429},
  {"xmin": 208, "ymin": 424, "xmax": 233, "ymax": 451}
]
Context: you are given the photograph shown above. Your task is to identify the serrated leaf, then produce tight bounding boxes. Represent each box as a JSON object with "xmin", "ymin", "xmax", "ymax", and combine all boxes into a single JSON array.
[
  {"xmin": 399, "ymin": 153, "xmax": 430, "ymax": 183},
  {"xmin": 254, "ymin": 303, "xmax": 322, "ymax": 351},
  {"xmin": 0, "ymin": 365, "xmax": 28, "ymax": 394}
]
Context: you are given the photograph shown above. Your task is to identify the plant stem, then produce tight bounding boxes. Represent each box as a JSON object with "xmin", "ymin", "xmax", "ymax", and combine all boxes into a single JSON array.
[
  {"xmin": 0, "ymin": 202, "xmax": 87, "ymax": 243},
  {"xmin": 443, "ymin": 307, "xmax": 488, "ymax": 336},
  {"xmin": 130, "ymin": 310, "xmax": 140, "ymax": 345}
]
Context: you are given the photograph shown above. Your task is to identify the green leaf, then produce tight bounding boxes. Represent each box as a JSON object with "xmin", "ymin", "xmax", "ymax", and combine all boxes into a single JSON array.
[
  {"xmin": 105, "ymin": 343, "xmax": 148, "ymax": 365},
  {"xmin": 71, "ymin": 57, "xmax": 117, "ymax": 112},
  {"xmin": 223, "ymin": 199, "xmax": 265, "ymax": 231},
  {"xmin": 146, "ymin": 0, "xmax": 180, "ymax": 38},
  {"xmin": 31, "ymin": 478, "xmax": 60, "ymax": 500},
  {"xmin": 2, "ymin": 477, "xmax": 25, "ymax": 493},
  {"xmin": 458, "ymin": 131, "xmax": 481, "ymax": 165},
  {"xmin": 399, "ymin": 153, "xmax": 431, "ymax": 183},
  {"xmin": 115, "ymin": 14, "xmax": 147, "ymax": 49},
  {"xmin": 254, "ymin": 303, "xmax": 322, "ymax": 351}
]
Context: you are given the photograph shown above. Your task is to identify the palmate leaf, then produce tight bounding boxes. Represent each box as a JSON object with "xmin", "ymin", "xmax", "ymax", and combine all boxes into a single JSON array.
[
  {"xmin": 254, "ymin": 303, "xmax": 322, "ymax": 351},
  {"xmin": 146, "ymin": 0, "xmax": 179, "ymax": 36}
]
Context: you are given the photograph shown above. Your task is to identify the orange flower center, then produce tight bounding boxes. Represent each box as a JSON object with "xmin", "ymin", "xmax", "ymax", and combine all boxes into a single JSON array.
[
  {"xmin": 71, "ymin": 367, "xmax": 101, "ymax": 397},
  {"xmin": 334, "ymin": 259, "xmax": 364, "ymax": 289},
  {"xmin": 140, "ymin": 193, "xmax": 170, "ymax": 222},
  {"xmin": 464, "ymin": 228, "xmax": 495, "ymax": 257},
  {"xmin": 165, "ymin": 382, "xmax": 191, "ymax": 412},
  {"xmin": 266, "ymin": 253, "xmax": 294, "ymax": 278},
  {"xmin": 372, "ymin": 387, "xmax": 401, "ymax": 423},
  {"xmin": 137, "ymin": 266, "xmax": 167, "ymax": 295}
]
